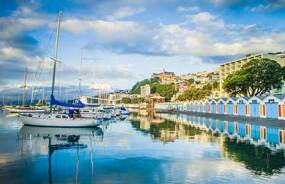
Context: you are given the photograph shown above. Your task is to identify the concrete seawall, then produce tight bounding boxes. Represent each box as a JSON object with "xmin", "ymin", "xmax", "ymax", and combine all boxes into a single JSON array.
[{"xmin": 156, "ymin": 109, "xmax": 285, "ymax": 129}]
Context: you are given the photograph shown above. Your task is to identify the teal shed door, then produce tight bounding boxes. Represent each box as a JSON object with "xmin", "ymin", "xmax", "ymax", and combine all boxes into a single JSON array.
[
  {"xmin": 200, "ymin": 103, "xmax": 203, "ymax": 112},
  {"xmin": 218, "ymin": 103, "xmax": 224, "ymax": 114},
  {"xmin": 211, "ymin": 103, "xmax": 216, "ymax": 113},
  {"xmin": 267, "ymin": 127, "xmax": 279, "ymax": 144},
  {"xmin": 237, "ymin": 103, "xmax": 246, "ymax": 115},
  {"xmin": 250, "ymin": 103, "xmax": 259, "ymax": 117},
  {"xmin": 251, "ymin": 124, "xmax": 260, "ymax": 141},
  {"xmin": 206, "ymin": 104, "xmax": 210, "ymax": 112},
  {"xmin": 265, "ymin": 102, "xmax": 278, "ymax": 119},
  {"xmin": 228, "ymin": 121, "xmax": 234, "ymax": 135},
  {"xmin": 227, "ymin": 103, "xmax": 234, "ymax": 115}
]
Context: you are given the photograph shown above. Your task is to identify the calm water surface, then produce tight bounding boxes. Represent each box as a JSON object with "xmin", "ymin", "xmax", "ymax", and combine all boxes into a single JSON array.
[{"xmin": 1, "ymin": 111, "xmax": 285, "ymax": 184}]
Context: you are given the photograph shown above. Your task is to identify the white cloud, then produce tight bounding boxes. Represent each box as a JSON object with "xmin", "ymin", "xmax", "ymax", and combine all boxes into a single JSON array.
[
  {"xmin": 154, "ymin": 22, "xmax": 285, "ymax": 57},
  {"xmin": 209, "ymin": 0, "xmax": 242, "ymax": 6},
  {"xmin": 177, "ymin": 6, "xmax": 200, "ymax": 13},
  {"xmin": 62, "ymin": 19, "xmax": 146, "ymax": 42},
  {"xmin": 89, "ymin": 82, "xmax": 111, "ymax": 90},
  {"xmin": 0, "ymin": 17, "xmax": 48, "ymax": 39},
  {"xmin": 189, "ymin": 12, "xmax": 225, "ymax": 30},
  {"xmin": 0, "ymin": 47, "xmax": 46, "ymax": 68},
  {"xmin": 106, "ymin": 6, "xmax": 146, "ymax": 20},
  {"xmin": 250, "ymin": 0, "xmax": 285, "ymax": 12},
  {"xmin": 154, "ymin": 24, "xmax": 213, "ymax": 56}
]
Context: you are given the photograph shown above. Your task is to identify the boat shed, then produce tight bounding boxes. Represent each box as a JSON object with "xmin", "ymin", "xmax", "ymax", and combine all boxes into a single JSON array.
[
  {"xmin": 263, "ymin": 95, "xmax": 282, "ymax": 119},
  {"xmin": 193, "ymin": 101, "xmax": 199, "ymax": 112},
  {"xmin": 204, "ymin": 99, "xmax": 211, "ymax": 113},
  {"xmin": 210, "ymin": 99, "xmax": 217, "ymax": 114},
  {"xmin": 199, "ymin": 101, "xmax": 204, "ymax": 113},
  {"xmin": 217, "ymin": 98, "xmax": 226, "ymax": 114},
  {"xmin": 188, "ymin": 101, "xmax": 193, "ymax": 112},
  {"xmin": 248, "ymin": 96, "xmax": 265, "ymax": 118},
  {"xmin": 236, "ymin": 97, "xmax": 248, "ymax": 116},
  {"xmin": 225, "ymin": 98, "xmax": 235, "ymax": 115}
]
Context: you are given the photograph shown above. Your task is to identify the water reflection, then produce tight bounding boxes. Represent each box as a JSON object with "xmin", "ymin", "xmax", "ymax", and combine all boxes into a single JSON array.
[
  {"xmin": 223, "ymin": 137, "xmax": 285, "ymax": 176},
  {"xmin": 129, "ymin": 112, "xmax": 285, "ymax": 175},
  {"xmin": 19, "ymin": 126, "xmax": 104, "ymax": 184},
  {"xmin": 1, "ymin": 113, "xmax": 285, "ymax": 183}
]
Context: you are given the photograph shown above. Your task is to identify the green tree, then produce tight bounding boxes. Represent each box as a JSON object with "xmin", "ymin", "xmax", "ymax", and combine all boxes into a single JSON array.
[
  {"xmin": 177, "ymin": 87, "xmax": 211, "ymax": 101},
  {"xmin": 122, "ymin": 97, "xmax": 131, "ymax": 104},
  {"xmin": 152, "ymin": 83, "xmax": 177, "ymax": 102},
  {"xmin": 223, "ymin": 58, "xmax": 285, "ymax": 96},
  {"xmin": 131, "ymin": 97, "xmax": 144, "ymax": 104},
  {"xmin": 130, "ymin": 78, "xmax": 158, "ymax": 94},
  {"xmin": 212, "ymin": 81, "xmax": 219, "ymax": 89}
]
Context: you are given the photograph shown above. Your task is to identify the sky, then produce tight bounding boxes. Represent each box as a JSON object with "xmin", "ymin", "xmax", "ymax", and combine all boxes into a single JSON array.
[{"xmin": 1, "ymin": 0, "xmax": 285, "ymax": 97}]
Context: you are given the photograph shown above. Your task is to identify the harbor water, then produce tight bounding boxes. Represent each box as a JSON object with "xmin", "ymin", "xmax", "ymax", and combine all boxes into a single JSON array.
[{"xmin": 0, "ymin": 111, "xmax": 285, "ymax": 184}]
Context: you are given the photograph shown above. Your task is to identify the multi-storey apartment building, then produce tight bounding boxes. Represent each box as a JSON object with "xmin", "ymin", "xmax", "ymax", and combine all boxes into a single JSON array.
[{"xmin": 219, "ymin": 52, "xmax": 285, "ymax": 97}]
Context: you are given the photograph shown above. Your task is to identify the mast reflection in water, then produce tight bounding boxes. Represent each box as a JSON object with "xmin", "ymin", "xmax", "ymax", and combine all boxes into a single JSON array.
[{"xmin": 18, "ymin": 126, "xmax": 104, "ymax": 184}]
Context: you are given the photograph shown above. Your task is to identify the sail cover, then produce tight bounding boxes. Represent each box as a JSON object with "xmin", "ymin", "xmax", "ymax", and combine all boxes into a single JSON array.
[{"xmin": 50, "ymin": 95, "xmax": 85, "ymax": 108}]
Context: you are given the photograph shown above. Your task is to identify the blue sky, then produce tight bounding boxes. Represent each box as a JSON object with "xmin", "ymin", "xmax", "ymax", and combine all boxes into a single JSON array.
[{"xmin": 1, "ymin": 0, "xmax": 285, "ymax": 96}]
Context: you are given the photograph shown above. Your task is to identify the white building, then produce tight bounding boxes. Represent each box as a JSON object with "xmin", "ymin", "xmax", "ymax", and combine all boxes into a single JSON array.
[
  {"xmin": 219, "ymin": 52, "xmax": 285, "ymax": 97},
  {"xmin": 140, "ymin": 84, "xmax": 151, "ymax": 97}
]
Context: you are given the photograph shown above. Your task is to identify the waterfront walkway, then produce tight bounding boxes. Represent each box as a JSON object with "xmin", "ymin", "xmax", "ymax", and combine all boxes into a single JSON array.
[{"xmin": 156, "ymin": 109, "xmax": 285, "ymax": 129}]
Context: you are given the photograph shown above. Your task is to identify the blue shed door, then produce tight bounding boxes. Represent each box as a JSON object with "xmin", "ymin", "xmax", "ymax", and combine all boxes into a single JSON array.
[
  {"xmin": 206, "ymin": 104, "xmax": 210, "ymax": 112},
  {"xmin": 200, "ymin": 103, "xmax": 203, "ymax": 112},
  {"xmin": 251, "ymin": 124, "xmax": 260, "ymax": 141},
  {"xmin": 189, "ymin": 104, "xmax": 192, "ymax": 111},
  {"xmin": 250, "ymin": 103, "xmax": 259, "ymax": 117},
  {"xmin": 211, "ymin": 103, "xmax": 216, "ymax": 113},
  {"xmin": 205, "ymin": 118, "xmax": 210, "ymax": 128},
  {"xmin": 219, "ymin": 120, "xmax": 224, "ymax": 132},
  {"xmin": 237, "ymin": 103, "xmax": 246, "ymax": 116},
  {"xmin": 266, "ymin": 102, "xmax": 278, "ymax": 119},
  {"xmin": 227, "ymin": 104, "xmax": 234, "ymax": 115},
  {"xmin": 267, "ymin": 127, "xmax": 279, "ymax": 144},
  {"xmin": 211, "ymin": 119, "xmax": 216, "ymax": 129},
  {"xmin": 228, "ymin": 121, "xmax": 234, "ymax": 135},
  {"xmin": 218, "ymin": 103, "xmax": 224, "ymax": 114},
  {"xmin": 238, "ymin": 123, "xmax": 246, "ymax": 137},
  {"xmin": 194, "ymin": 104, "xmax": 198, "ymax": 112}
]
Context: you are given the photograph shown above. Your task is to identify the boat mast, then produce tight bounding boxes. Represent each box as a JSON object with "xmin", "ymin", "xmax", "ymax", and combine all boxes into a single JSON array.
[
  {"xmin": 22, "ymin": 66, "xmax": 28, "ymax": 107},
  {"xmin": 42, "ymin": 87, "xmax": 45, "ymax": 104},
  {"xmin": 30, "ymin": 71, "xmax": 36, "ymax": 104},
  {"xmin": 79, "ymin": 48, "xmax": 83, "ymax": 97},
  {"xmin": 50, "ymin": 11, "xmax": 63, "ymax": 112}
]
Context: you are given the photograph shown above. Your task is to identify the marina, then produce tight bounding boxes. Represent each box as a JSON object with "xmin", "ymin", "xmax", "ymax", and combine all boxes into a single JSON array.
[{"xmin": 1, "ymin": 1, "xmax": 285, "ymax": 183}]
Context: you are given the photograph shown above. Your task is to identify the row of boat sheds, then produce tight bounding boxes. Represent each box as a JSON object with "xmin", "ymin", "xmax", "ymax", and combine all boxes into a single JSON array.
[
  {"xmin": 155, "ymin": 95, "xmax": 285, "ymax": 120},
  {"xmin": 157, "ymin": 113, "xmax": 285, "ymax": 150}
]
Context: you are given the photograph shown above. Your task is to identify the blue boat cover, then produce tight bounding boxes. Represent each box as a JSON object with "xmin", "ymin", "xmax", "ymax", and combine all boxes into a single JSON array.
[{"xmin": 50, "ymin": 95, "xmax": 85, "ymax": 108}]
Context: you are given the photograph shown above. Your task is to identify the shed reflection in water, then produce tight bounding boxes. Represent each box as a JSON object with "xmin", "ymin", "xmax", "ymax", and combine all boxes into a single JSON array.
[{"xmin": 129, "ymin": 112, "xmax": 285, "ymax": 176}]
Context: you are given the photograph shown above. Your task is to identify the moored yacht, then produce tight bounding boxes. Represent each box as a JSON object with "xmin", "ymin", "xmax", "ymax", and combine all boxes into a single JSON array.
[
  {"xmin": 20, "ymin": 113, "xmax": 100, "ymax": 127},
  {"xmin": 19, "ymin": 12, "xmax": 100, "ymax": 128}
]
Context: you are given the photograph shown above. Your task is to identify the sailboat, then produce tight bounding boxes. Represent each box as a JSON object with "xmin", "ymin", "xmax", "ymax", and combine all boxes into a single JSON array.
[
  {"xmin": 19, "ymin": 12, "xmax": 100, "ymax": 127},
  {"xmin": 5, "ymin": 67, "xmax": 47, "ymax": 114}
]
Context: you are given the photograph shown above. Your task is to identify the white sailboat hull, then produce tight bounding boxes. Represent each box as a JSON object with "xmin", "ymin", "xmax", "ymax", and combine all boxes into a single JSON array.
[
  {"xmin": 8, "ymin": 109, "xmax": 46, "ymax": 113},
  {"xmin": 5, "ymin": 107, "xmax": 47, "ymax": 113},
  {"xmin": 20, "ymin": 116, "xmax": 100, "ymax": 127}
]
